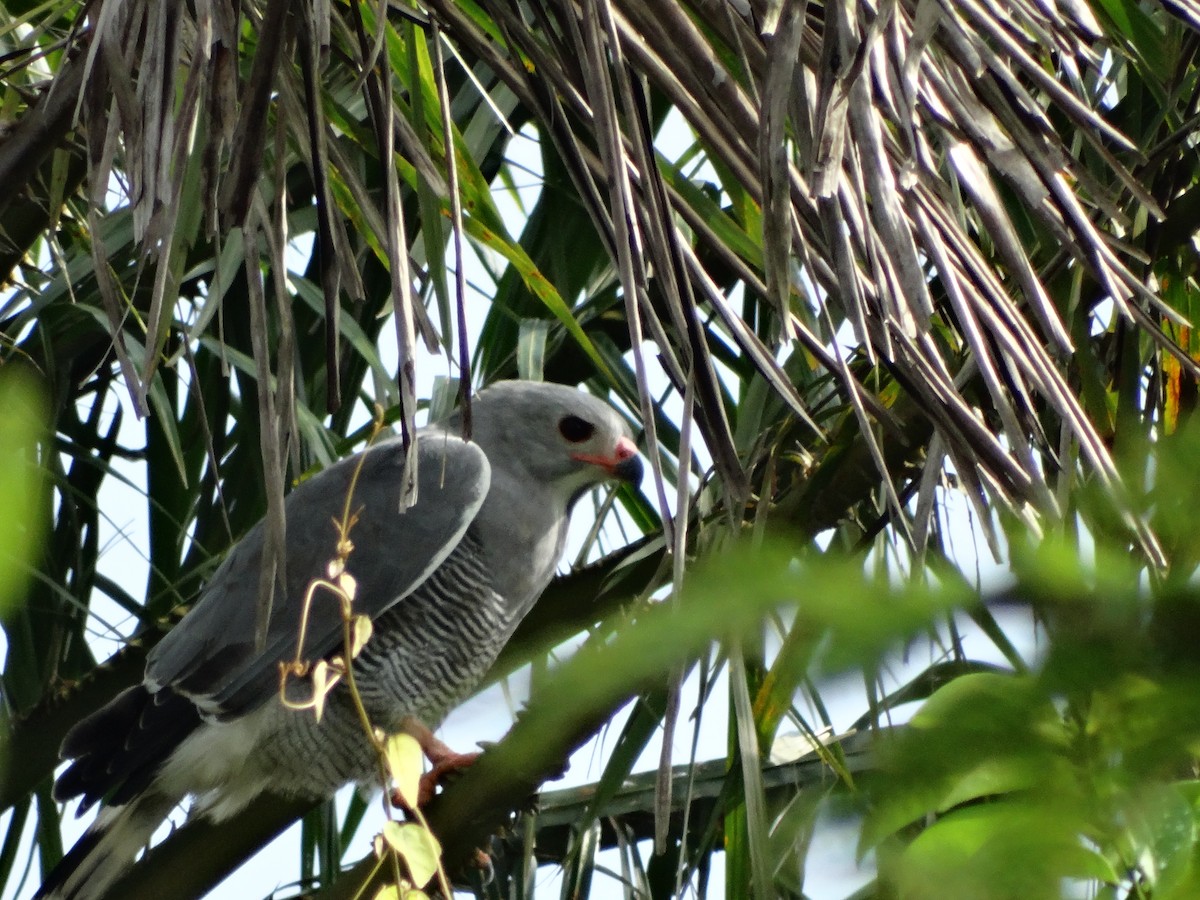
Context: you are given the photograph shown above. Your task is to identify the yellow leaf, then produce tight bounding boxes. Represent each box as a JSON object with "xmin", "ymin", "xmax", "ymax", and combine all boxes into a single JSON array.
[
  {"xmin": 372, "ymin": 886, "xmax": 401, "ymax": 900},
  {"xmin": 339, "ymin": 570, "xmax": 358, "ymax": 600},
  {"xmin": 385, "ymin": 733, "xmax": 423, "ymax": 808},
  {"xmin": 381, "ymin": 820, "xmax": 405, "ymax": 847},
  {"xmin": 309, "ymin": 660, "xmax": 342, "ymax": 722},
  {"xmin": 327, "ymin": 557, "xmax": 345, "ymax": 579},
  {"xmin": 349, "ymin": 615, "xmax": 373, "ymax": 658},
  {"xmin": 310, "ymin": 662, "xmax": 329, "ymax": 722},
  {"xmin": 380, "ymin": 821, "xmax": 442, "ymax": 888}
]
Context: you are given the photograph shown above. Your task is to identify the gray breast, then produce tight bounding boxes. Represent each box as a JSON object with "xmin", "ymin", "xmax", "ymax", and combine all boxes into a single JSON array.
[
  {"xmin": 352, "ymin": 527, "xmax": 514, "ymax": 728},
  {"xmin": 257, "ymin": 528, "xmax": 515, "ymax": 796}
]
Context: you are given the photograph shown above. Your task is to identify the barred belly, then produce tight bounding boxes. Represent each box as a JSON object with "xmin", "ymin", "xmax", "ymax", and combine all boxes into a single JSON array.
[{"xmin": 255, "ymin": 532, "xmax": 515, "ymax": 797}]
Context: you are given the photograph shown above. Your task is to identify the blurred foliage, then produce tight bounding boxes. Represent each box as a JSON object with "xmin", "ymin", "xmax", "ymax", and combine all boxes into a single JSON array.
[
  {"xmin": 3, "ymin": 0, "xmax": 1200, "ymax": 898},
  {"xmin": 0, "ymin": 367, "xmax": 47, "ymax": 619},
  {"xmin": 852, "ymin": 422, "xmax": 1200, "ymax": 899}
]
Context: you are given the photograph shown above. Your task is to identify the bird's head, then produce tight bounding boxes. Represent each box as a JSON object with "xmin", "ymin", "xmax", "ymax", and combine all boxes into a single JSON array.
[{"xmin": 447, "ymin": 381, "xmax": 643, "ymax": 507}]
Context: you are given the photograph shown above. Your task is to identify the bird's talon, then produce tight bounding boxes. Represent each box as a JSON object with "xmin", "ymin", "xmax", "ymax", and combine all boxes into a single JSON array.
[
  {"xmin": 419, "ymin": 750, "xmax": 481, "ymax": 803},
  {"xmin": 472, "ymin": 848, "xmax": 493, "ymax": 879},
  {"xmin": 416, "ymin": 770, "xmax": 438, "ymax": 807}
]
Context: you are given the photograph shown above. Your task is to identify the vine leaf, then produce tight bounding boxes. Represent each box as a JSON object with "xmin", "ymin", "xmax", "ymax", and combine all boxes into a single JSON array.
[
  {"xmin": 385, "ymin": 733, "xmax": 424, "ymax": 810},
  {"xmin": 379, "ymin": 820, "xmax": 441, "ymax": 888}
]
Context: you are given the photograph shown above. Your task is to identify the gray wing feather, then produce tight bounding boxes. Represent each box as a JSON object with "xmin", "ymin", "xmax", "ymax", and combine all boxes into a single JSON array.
[{"xmin": 145, "ymin": 430, "xmax": 490, "ymax": 719}]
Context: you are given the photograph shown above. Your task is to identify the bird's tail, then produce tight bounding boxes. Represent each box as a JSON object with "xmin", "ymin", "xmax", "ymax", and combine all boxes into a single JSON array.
[{"xmin": 35, "ymin": 793, "xmax": 175, "ymax": 900}]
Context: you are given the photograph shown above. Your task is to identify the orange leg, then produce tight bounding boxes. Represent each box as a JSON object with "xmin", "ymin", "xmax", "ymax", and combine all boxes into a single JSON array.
[
  {"xmin": 395, "ymin": 717, "xmax": 482, "ymax": 807},
  {"xmin": 390, "ymin": 720, "xmax": 493, "ymax": 872}
]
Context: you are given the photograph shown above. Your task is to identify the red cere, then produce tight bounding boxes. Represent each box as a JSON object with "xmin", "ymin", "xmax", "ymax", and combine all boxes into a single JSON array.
[{"xmin": 614, "ymin": 436, "xmax": 638, "ymax": 460}]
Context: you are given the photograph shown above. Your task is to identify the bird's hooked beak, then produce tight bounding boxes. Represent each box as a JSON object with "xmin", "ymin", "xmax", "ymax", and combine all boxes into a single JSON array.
[{"xmin": 572, "ymin": 435, "xmax": 644, "ymax": 486}]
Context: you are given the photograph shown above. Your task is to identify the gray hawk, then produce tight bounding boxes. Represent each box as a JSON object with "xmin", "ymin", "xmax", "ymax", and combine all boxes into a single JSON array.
[{"xmin": 38, "ymin": 380, "xmax": 642, "ymax": 900}]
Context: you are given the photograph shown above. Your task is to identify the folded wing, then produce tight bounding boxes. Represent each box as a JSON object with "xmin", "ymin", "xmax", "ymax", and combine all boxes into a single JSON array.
[{"xmin": 145, "ymin": 431, "xmax": 490, "ymax": 720}]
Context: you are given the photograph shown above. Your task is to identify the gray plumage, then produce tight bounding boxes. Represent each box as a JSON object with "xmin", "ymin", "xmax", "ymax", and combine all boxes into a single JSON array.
[{"xmin": 39, "ymin": 381, "xmax": 642, "ymax": 900}]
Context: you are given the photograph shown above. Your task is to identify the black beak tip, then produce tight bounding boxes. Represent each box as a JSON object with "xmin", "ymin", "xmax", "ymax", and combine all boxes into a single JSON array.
[{"xmin": 614, "ymin": 455, "xmax": 644, "ymax": 488}]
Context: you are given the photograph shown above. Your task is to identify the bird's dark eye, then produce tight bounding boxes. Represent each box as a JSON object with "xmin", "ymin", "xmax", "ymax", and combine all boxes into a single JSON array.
[{"xmin": 558, "ymin": 415, "xmax": 595, "ymax": 443}]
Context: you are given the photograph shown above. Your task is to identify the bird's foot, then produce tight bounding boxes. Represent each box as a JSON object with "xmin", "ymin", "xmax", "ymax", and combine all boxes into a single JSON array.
[
  {"xmin": 392, "ymin": 717, "xmax": 483, "ymax": 807},
  {"xmin": 471, "ymin": 847, "xmax": 493, "ymax": 877},
  {"xmin": 416, "ymin": 749, "xmax": 481, "ymax": 805}
]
